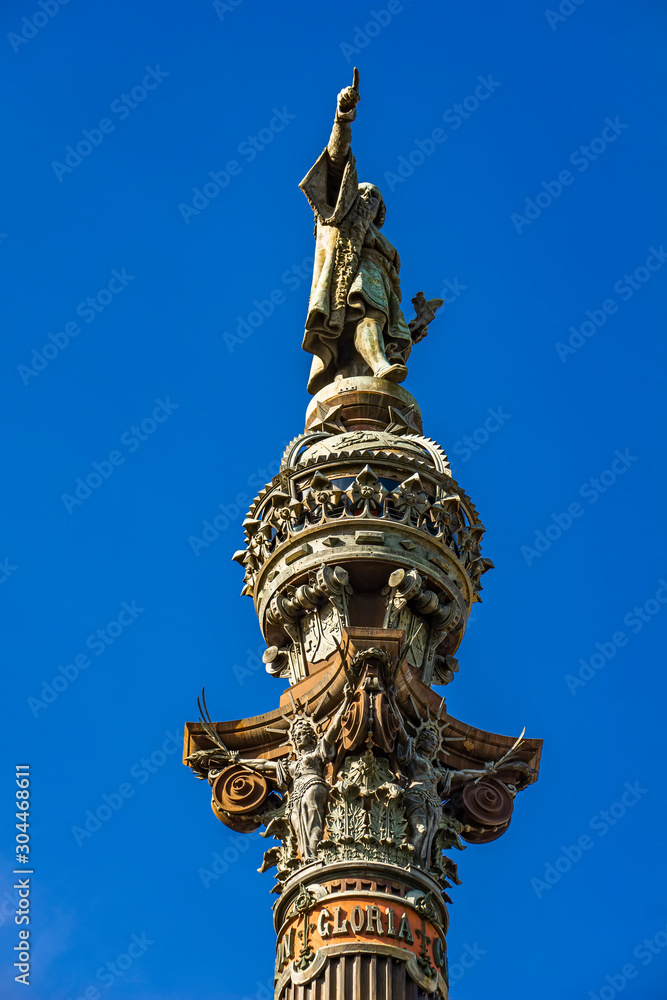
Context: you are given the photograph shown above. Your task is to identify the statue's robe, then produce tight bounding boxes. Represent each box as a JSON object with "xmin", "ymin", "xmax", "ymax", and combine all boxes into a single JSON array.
[
  {"xmin": 280, "ymin": 741, "xmax": 334, "ymax": 861},
  {"xmin": 398, "ymin": 739, "xmax": 454, "ymax": 868},
  {"xmin": 300, "ymin": 147, "xmax": 412, "ymax": 394}
]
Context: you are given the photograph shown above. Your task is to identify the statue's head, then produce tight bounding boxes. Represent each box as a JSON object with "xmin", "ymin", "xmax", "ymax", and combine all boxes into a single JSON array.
[
  {"xmin": 292, "ymin": 719, "xmax": 318, "ymax": 751},
  {"xmin": 416, "ymin": 725, "xmax": 440, "ymax": 758},
  {"xmin": 358, "ymin": 182, "xmax": 386, "ymax": 228}
]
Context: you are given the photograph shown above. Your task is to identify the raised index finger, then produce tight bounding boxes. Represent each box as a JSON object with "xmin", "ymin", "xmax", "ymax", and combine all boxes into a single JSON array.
[{"xmin": 352, "ymin": 67, "xmax": 359, "ymax": 91}]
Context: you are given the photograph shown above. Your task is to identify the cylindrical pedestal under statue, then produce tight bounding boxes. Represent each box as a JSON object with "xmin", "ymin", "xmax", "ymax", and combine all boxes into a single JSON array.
[{"xmin": 275, "ymin": 861, "xmax": 448, "ymax": 999}]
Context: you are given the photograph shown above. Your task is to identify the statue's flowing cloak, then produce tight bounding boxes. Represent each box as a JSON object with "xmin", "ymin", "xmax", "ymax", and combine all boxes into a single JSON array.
[{"xmin": 300, "ymin": 147, "xmax": 412, "ymax": 394}]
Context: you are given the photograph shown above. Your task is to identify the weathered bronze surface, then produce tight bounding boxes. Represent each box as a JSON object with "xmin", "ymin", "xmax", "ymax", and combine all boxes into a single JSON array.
[
  {"xmin": 300, "ymin": 69, "xmax": 443, "ymax": 394},
  {"xmin": 184, "ymin": 71, "xmax": 541, "ymax": 1000}
]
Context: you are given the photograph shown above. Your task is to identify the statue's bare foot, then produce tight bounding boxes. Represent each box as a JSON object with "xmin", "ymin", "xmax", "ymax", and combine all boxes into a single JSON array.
[{"xmin": 376, "ymin": 363, "xmax": 408, "ymax": 384}]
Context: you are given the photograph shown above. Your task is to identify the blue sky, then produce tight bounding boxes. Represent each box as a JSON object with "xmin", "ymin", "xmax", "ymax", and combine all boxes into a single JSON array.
[{"xmin": 1, "ymin": 1, "xmax": 667, "ymax": 997}]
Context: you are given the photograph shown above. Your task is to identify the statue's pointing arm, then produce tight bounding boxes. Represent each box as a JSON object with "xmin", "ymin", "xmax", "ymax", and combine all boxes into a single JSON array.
[
  {"xmin": 300, "ymin": 69, "xmax": 360, "ymax": 224},
  {"xmin": 328, "ymin": 67, "xmax": 360, "ymax": 169}
]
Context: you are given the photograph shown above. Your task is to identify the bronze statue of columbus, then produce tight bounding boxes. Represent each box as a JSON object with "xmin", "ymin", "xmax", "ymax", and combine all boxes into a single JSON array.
[
  {"xmin": 300, "ymin": 69, "xmax": 442, "ymax": 394},
  {"xmin": 185, "ymin": 66, "xmax": 543, "ymax": 999}
]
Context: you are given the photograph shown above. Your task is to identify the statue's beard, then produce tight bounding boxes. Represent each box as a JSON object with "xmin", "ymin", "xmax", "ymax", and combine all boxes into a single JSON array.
[{"xmin": 346, "ymin": 194, "xmax": 376, "ymax": 245}]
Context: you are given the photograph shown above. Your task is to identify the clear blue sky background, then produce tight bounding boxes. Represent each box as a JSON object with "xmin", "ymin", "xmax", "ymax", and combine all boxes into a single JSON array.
[{"xmin": 1, "ymin": 1, "xmax": 666, "ymax": 998}]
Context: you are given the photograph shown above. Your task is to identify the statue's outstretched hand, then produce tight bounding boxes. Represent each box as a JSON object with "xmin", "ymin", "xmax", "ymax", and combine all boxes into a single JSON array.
[
  {"xmin": 338, "ymin": 67, "xmax": 360, "ymax": 115},
  {"xmin": 498, "ymin": 759, "xmax": 536, "ymax": 779}
]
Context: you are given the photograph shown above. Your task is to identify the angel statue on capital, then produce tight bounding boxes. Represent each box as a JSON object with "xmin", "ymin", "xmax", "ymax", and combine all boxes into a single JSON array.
[
  {"xmin": 396, "ymin": 717, "xmax": 535, "ymax": 868},
  {"xmin": 188, "ymin": 689, "xmax": 355, "ymax": 862},
  {"xmin": 300, "ymin": 68, "xmax": 443, "ymax": 394}
]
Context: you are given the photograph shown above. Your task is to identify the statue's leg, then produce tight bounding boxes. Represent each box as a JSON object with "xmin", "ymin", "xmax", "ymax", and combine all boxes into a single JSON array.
[
  {"xmin": 300, "ymin": 784, "xmax": 328, "ymax": 860},
  {"xmin": 407, "ymin": 802, "xmax": 429, "ymax": 866},
  {"xmin": 290, "ymin": 803, "xmax": 306, "ymax": 861},
  {"xmin": 354, "ymin": 314, "xmax": 408, "ymax": 384},
  {"xmin": 422, "ymin": 803, "xmax": 441, "ymax": 869}
]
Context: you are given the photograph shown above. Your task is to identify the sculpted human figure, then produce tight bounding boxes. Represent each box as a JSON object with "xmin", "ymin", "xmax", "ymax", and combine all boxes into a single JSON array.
[
  {"xmin": 300, "ymin": 69, "xmax": 442, "ymax": 394},
  {"xmin": 222, "ymin": 698, "xmax": 352, "ymax": 862},
  {"xmin": 277, "ymin": 715, "xmax": 340, "ymax": 861},
  {"xmin": 397, "ymin": 724, "xmax": 518, "ymax": 868}
]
